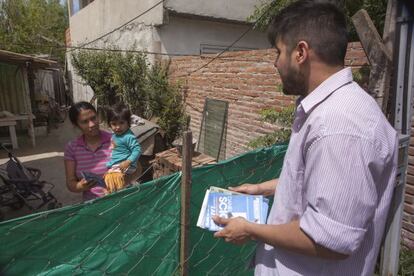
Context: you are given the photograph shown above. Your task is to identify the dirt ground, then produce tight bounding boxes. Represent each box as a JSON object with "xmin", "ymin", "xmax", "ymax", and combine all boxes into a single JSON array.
[{"xmin": 0, "ymin": 119, "xmax": 83, "ymax": 221}]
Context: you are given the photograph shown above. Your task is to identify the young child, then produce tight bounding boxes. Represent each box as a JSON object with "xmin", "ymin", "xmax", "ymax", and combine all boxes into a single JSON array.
[{"xmin": 105, "ymin": 103, "xmax": 141, "ymax": 193}]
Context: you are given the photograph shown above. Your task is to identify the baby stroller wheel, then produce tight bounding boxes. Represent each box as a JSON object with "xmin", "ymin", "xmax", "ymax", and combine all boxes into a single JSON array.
[
  {"xmin": 47, "ymin": 201, "xmax": 62, "ymax": 210},
  {"xmin": 10, "ymin": 198, "xmax": 25, "ymax": 210}
]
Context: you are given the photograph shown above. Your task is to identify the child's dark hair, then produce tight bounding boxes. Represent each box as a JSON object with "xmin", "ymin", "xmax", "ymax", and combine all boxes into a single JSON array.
[
  {"xmin": 106, "ymin": 103, "xmax": 131, "ymax": 126},
  {"xmin": 68, "ymin": 101, "xmax": 97, "ymax": 126}
]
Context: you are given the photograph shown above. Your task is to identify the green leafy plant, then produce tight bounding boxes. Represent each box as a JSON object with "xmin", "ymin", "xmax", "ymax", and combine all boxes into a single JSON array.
[
  {"xmin": 0, "ymin": 0, "xmax": 68, "ymax": 62},
  {"xmin": 71, "ymin": 48, "xmax": 188, "ymax": 145},
  {"xmin": 248, "ymin": 105, "xmax": 295, "ymax": 148},
  {"xmin": 248, "ymin": 0, "xmax": 387, "ymax": 42},
  {"xmin": 112, "ymin": 51, "xmax": 149, "ymax": 116},
  {"xmin": 147, "ymin": 62, "xmax": 190, "ymax": 145},
  {"xmin": 352, "ymin": 64, "xmax": 370, "ymax": 91},
  {"xmin": 71, "ymin": 50, "xmax": 119, "ymax": 107},
  {"xmin": 247, "ymin": 0, "xmax": 294, "ymax": 31},
  {"xmin": 399, "ymin": 247, "xmax": 414, "ymax": 276}
]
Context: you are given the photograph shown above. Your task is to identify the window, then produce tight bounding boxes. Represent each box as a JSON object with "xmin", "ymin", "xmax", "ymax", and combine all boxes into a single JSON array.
[{"xmin": 69, "ymin": 0, "xmax": 95, "ymax": 16}]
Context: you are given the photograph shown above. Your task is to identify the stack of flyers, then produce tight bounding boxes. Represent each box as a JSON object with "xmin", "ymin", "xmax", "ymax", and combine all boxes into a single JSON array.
[{"xmin": 197, "ymin": 186, "xmax": 269, "ymax": 231}]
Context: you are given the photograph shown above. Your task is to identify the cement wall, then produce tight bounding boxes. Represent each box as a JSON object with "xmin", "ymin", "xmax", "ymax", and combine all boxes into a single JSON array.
[
  {"xmin": 69, "ymin": 0, "xmax": 163, "ymax": 46},
  {"xmin": 159, "ymin": 15, "xmax": 269, "ymax": 55},
  {"xmin": 165, "ymin": 0, "xmax": 261, "ymax": 22}
]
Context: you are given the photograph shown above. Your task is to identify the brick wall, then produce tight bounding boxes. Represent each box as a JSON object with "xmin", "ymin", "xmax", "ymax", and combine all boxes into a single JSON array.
[
  {"xmin": 404, "ymin": 127, "xmax": 414, "ymax": 248},
  {"xmin": 169, "ymin": 42, "xmax": 367, "ymax": 158}
]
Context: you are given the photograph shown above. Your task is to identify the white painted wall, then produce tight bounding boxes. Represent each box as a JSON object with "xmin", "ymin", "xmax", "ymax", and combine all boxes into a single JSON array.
[
  {"xmin": 69, "ymin": 0, "xmax": 163, "ymax": 46},
  {"xmin": 165, "ymin": 0, "xmax": 260, "ymax": 22},
  {"xmin": 159, "ymin": 15, "xmax": 269, "ymax": 55},
  {"xmin": 67, "ymin": 59, "xmax": 95, "ymax": 102},
  {"xmin": 68, "ymin": 0, "xmax": 164, "ymax": 102}
]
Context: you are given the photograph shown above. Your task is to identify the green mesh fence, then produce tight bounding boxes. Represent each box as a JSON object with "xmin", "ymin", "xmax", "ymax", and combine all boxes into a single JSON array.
[{"xmin": 0, "ymin": 144, "xmax": 287, "ymax": 275}]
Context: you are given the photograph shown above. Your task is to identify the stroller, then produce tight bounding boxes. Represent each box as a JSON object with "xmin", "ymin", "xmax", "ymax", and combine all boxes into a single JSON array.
[{"xmin": 0, "ymin": 143, "xmax": 61, "ymax": 220}]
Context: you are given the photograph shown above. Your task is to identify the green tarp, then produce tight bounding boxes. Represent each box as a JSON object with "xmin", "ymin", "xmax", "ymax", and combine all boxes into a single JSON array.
[{"xmin": 0, "ymin": 144, "xmax": 287, "ymax": 275}]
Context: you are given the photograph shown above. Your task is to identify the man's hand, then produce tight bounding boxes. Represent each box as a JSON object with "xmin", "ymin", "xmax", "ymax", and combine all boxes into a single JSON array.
[
  {"xmin": 229, "ymin": 179, "xmax": 278, "ymax": 197},
  {"xmin": 213, "ymin": 216, "xmax": 252, "ymax": 245},
  {"xmin": 228, "ymin": 183, "xmax": 261, "ymax": 195},
  {"xmin": 119, "ymin": 160, "xmax": 132, "ymax": 172}
]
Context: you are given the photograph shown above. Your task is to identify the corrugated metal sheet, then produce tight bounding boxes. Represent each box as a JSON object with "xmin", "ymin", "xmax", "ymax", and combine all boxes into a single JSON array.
[
  {"xmin": 0, "ymin": 49, "xmax": 57, "ymax": 68},
  {"xmin": 34, "ymin": 70, "xmax": 55, "ymax": 99},
  {"xmin": 0, "ymin": 62, "xmax": 30, "ymax": 115}
]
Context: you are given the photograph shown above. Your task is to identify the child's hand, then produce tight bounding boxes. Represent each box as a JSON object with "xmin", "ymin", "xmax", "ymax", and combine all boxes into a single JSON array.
[{"xmin": 119, "ymin": 160, "xmax": 132, "ymax": 172}]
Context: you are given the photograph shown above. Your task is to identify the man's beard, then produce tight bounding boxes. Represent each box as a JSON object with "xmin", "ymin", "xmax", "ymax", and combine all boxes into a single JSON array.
[{"xmin": 280, "ymin": 67, "xmax": 307, "ymax": 96}]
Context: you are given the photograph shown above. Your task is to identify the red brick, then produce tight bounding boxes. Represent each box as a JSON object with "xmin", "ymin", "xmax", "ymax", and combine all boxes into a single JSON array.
[
  {"xmin": 403, "ymin": 213, "xmax": 414, "ymax": 223},
  {"xmin": 406, "ymin": 194, "xmax": 414, "ymax": 205},
  {"xmin": 407, "ymin": 165, "xmax": 414, "ymax": 176},
  {"xmin": 402, "ymin": 236, "xmax": 414, "ymax": 249},
  {"xmin": 404, "ymin": 203, "xmax": 414, "ymax": 215},
  {"xmin": 406, "ymin": 174, "xmax": 414, "ymax": 184},
  {"xmin": 402, "ymin": 221, "xmax": 414, "ymax": 233},
  {"xmin": 402, "ymin": 229, "xmax": 414, "ymax": 242},
  {"xmin": 407, "ymin": 184, "xmax": 414, "ymax": 195}
]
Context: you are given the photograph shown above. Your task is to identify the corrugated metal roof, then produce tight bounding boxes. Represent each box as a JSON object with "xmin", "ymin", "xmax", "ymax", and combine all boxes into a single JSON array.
[{"xmin": 0, "ymin": 49, "xmax": 57, "ymax": 68}]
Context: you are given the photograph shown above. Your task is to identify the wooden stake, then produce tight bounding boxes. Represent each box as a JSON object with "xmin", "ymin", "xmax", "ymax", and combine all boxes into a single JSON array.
[
  {"xmin": 180, "ymin": 131, "xmax": 192, "ymax": 276},
  {"xmin": 352, "ymin": 9, "xmax": 392, "ymax": 112}
]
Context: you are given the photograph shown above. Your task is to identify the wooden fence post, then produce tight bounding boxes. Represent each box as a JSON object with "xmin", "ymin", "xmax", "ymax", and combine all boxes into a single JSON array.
[
  {"xmin": 351, "ymin": 9, "xmax": 392, "ymax": 112},
  {"xmin": 180, "ymin": 130, "xmax": 192, "ymax": 276}
]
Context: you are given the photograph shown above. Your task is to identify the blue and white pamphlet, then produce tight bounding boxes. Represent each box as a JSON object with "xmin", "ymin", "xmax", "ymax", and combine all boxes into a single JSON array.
[{"xmin": 197, "ymin": 187, "xmax": 269, "ymax": 231}]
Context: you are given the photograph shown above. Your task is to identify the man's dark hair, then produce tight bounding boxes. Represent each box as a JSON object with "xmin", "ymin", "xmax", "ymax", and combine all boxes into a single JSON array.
[
  {"xmin": 267, "ymin": 0, "xmax": 348, "ymax": 66},
  {"xmin": 68, "ymin": 101, "xmax": 97, "ymax": 126},
  {"xmin": 106, "ymin": 103, "xmax": 131, "ymax": 126}
]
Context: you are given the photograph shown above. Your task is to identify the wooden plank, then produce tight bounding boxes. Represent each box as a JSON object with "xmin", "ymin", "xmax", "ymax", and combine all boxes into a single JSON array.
[
  {"xmin": 9, "ymin": 125, "xmax": 18, "ymax": 149},
  {"xmin": 180, "ymin": 131, "xmax": 192, "ymax": 276},
  {"xmin": 352, "ymin": 9, "xmax": 392, "ymax": 111},
  {"xmin": 0, "ymin": 120, "xmax": 18, "ymax": 149},
  {"xmin": 382, "ymin": 0, "xmax": 398, "ymax": 53},
  {"xmin": 153, "ymin": 147, "xmax": 216, "ymax": 179},
  {"xmin": 23, "ymin": 65, "xmax": 36, "ymax": 148}
]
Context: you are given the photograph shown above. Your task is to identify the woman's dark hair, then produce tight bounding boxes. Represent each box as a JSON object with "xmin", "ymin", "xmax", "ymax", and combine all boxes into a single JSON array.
[
  {"xmin": 267, "ymin": 0, "xmax": 348, "ymax": 66},
  {"xmin": 106, "ymin": 103, "xmax": 131, "ymax": 126},
  {"xmin": 68, "ymin": 101, "xmax": 97, "ymax": 126}
]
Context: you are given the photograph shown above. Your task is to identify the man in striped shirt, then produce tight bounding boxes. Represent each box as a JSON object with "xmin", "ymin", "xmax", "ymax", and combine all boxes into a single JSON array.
[{"xmin": 213, "ymin": 1, "xmax": 398, "ymax": 275}]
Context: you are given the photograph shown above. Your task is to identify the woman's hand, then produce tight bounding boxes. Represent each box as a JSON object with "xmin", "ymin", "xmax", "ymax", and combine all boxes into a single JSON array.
[{"xmin": 77, "ymin": 178, "xmax": 98, "ymax": 191}]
